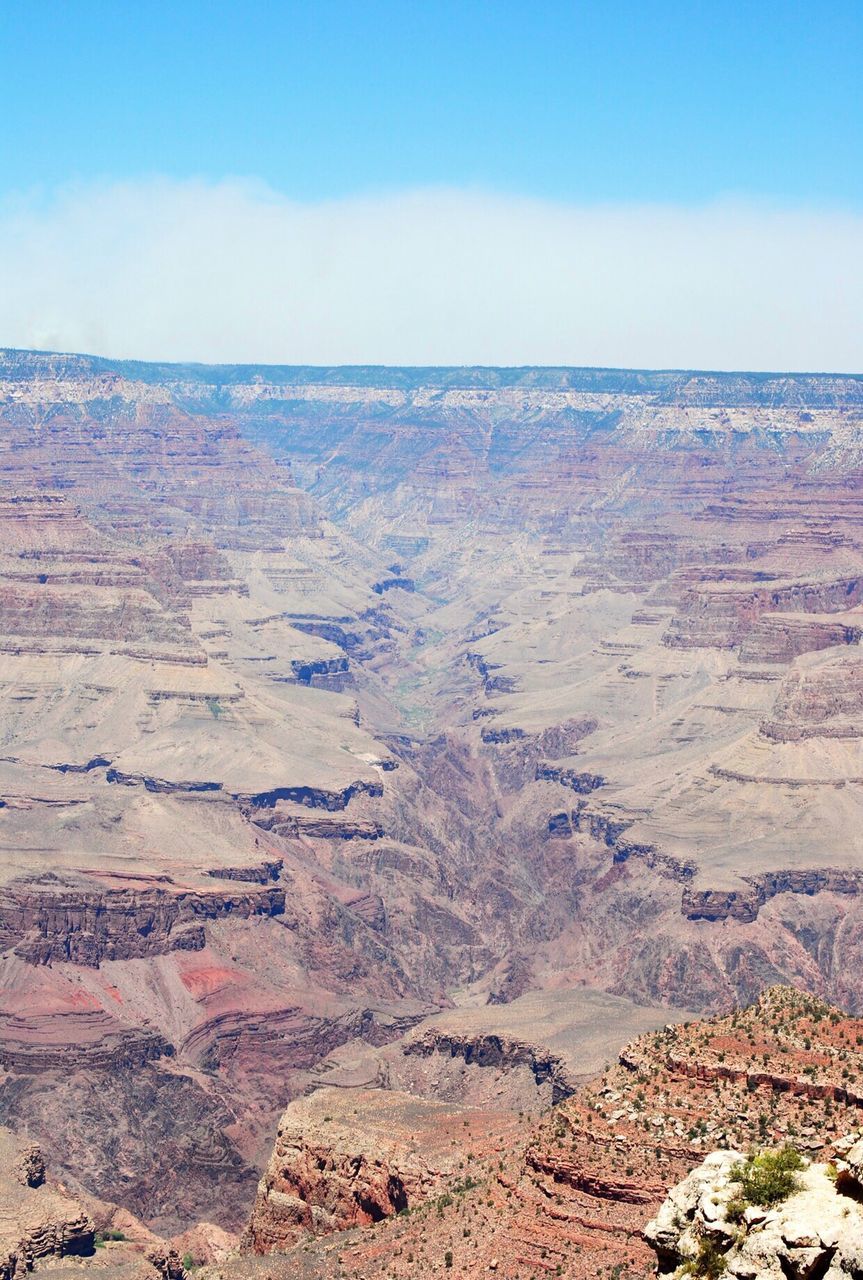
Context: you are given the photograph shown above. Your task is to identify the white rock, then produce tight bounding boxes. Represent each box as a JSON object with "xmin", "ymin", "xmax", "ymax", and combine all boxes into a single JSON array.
[{"xmin": 644, "ymin": 1144, "xmax": 863, "ymax": 1279}]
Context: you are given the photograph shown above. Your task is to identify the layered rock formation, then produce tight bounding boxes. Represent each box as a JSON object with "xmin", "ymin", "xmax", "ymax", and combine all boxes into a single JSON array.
[
  {"xmin": 761, "ymin": 648, "xmax": 863, "ymax": 740},
  {"xmin": 241, "ymin": 1086, "xmax": 502, "ymax": 1251},
  {"xmin": 5, "ymin": 351, "xmax": 863, "ymax": 1240},
  {"xmin": 0, "ymin": 1129, "xmax": 94, "ymax": 1277},
  {"xmin": 231, "ymin": 987, "xmax": 863, "ymax": 1280}
]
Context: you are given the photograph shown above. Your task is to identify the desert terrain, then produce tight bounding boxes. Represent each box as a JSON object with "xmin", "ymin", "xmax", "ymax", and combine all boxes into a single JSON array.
[{"xmin": 2, "ymin": 352, "xmax": 863, "ymax": 1273}]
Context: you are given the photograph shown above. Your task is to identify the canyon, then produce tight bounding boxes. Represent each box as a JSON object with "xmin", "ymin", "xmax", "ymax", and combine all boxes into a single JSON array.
[{"xmin": 3, "ymin": 351, "xmax": 863, "ymax": 1272}]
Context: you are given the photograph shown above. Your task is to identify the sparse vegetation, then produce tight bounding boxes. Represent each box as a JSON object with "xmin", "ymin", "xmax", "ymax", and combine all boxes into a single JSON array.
[
  {"xmin": 727, "ymin": 1144, "xmax": 805, "ymax": 1221},
  {"xmin": 94, "ymin": 1229, "xmax": 127, "ymax": 1247},
  {"xmin": 679, "ymin": 1235, "xmax": 728, "ymax": 1278}
]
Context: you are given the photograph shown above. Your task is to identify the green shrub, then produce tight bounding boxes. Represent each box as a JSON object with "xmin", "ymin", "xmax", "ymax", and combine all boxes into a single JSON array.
[
  {"xmin": 727, "ymin": 1145, "xmax": 805, "ymax": 1221},
  {"xmin": 94, "ymin": 1230, "xmax": 127, "ymax": 1247},
  {"xmin": 681, "ymin": 1236, "xmax": 728, "ymax": 1278}
]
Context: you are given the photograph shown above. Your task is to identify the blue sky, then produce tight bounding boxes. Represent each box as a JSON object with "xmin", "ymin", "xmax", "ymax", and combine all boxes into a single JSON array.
[
  {"xmin": 4, "ymin": 0, "xmax": 860, "ymax": 207},
  {"xmin": 1, "ymin": 2, "xmax": 861, "ymax": 368}
]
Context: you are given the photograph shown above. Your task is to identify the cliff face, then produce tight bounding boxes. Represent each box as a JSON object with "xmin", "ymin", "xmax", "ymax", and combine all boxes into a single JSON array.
[
  {"xmin": 5, "ymin": 352, "xmax": 863, "ymax": 1235},
  {"xmin": 241, "ymin": 1089, "xmax": 466, "ymax": 1251},
  {"xmin": 0, "ymin": 1129, "xmax": 94, "ymax": 1278},
  {"xmin": 0, "ymin": 881, "xmax": 285, "ymax": 966},
  {"xmin": 401, "ymin": 1029, "xmax": 578, "ymax": 1104},
  {"xmin": 235, "ymin": 987, "xmax": 863, "ymax": 1280},
  {"xmin": 761, "ymin": 648, "xmax": 863, "ymax": 739}
]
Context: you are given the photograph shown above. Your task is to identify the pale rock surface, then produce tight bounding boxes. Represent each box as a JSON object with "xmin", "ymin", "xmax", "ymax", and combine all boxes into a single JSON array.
[{"xmin": 646, "ymin": 1146, "xmax": 863, "ymax": 1278}]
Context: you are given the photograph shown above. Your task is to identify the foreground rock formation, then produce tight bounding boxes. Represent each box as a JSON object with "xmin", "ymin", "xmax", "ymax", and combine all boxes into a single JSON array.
[
  {"xmin": 232, "ymin": 988, "xmax": 863, "ymax": 1279},
  {"xmin": 242, "ymin": 1086, "xmax": 521, "ymax": 1251},
  {"xmin": 5, "ymin": 987, "xmax": 863, "ymax": 1279},
  {"xmin": 646, "ymin": 1144, "xmax": 863, "ymax": 1278}
]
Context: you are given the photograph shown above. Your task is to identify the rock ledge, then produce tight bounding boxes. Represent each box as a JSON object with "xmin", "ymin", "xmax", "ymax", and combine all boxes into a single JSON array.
[{"xmin": 646, "ymin": 1139, "xmax": 863, "ymax": 1279}]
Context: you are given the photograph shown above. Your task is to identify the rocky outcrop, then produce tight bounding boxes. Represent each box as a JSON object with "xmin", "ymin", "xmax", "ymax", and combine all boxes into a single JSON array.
[
  {"xmin": 479, "ymin": 717, "xmax": 599, "ymax": 791},
  {"xmin": 0, "ymin": 880, "xmax": 285, "ymax": 966},
  {"xmin": 287, "ymin": 619, "xmax": 364, "ymax": 650},
  {"xmin": 682, "ymin": 885, "xmax": 764, "ymax": 922},
  {"xmin": 244, "ymin": 779, "xmax": 383, "ymax": 810},
  {"xmin": 288, "ymin": 656, "xmax": 352, "ymax": 690},
  {"xmin": 104, "ymin": 769, "xmax": 223, "ymax": 794},
  {"xmin": 402, "ymin": 1029, "xmax": 578, "ymax": 1103},
  {"xmin": 525, "ymin": 1144, "xmax": 662, "ymax": 1204},
  {"xmin": 104, "ymin": 769, "xmax": 382, "ymax": 811},
  {"xmin": 547, "ymin": 810, "xmax": 576, "ymax": 837},
  {"xmin": 0, "ymin": 1026, "xmax": 171, "ymax": 1072},
  {"xmin": 682, "ymin": 867, "xmax": 863, "ymax": 922},
  {"xmin": 206, "ymin": 859, "xmax": 283, "ymax": 884},
  {"xmin": 664, "ymin": 575, "xmax": 863, "ymax": 651},
  {"xmin": 740, "ymin": 613, "xmax": 862, "ymax": 664},
  {"xmin": 372, "ymin": 578, "xmax": 415, "ymax": 594},
  {"xmin": 761, "ymin": 650, "xmax": 863, "ymax": 740},
  {"xmin": 146, "ymin": 1246, "xmax": 188, "ymax": 1280},
  {"xmin": 570, "ymin": 803, "xmax": 696, "ymax": 882},
  {"xmin": 534, "ymin": 764, "xmax": 605, "ymax": 794},
  {"xmin": 241, "ymin": 1089, "xmax": 455, "ymax": 1253},
  {"xmin": 254, "ymin": 812, "xmax": 384, "ymax": 840},
  {"xmin": 480, "ymin": 726, "xmax": 526, "ymax": 744},
  {"xmin": 0, "ymin": 1129, "xmax": 95, "ymax": 1278},
  {"xmin": 618, "ymin": 987, "xmax": 863, "ymax": 1110},
  {"xmin": 13, "ymin": 1148, "xmax": 44, "ymax": 1190},
  {"xmin": 508, "ymin": 988, "xmax": 863, "ymax": 1278},
  {"xmin": 645, "ymin": 1147, "xmax": 863, "ymax": 1279}
]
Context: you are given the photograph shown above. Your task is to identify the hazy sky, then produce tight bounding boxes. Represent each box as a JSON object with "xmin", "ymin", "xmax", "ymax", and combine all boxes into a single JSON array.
[{"xmin": 1, "ymin": 1, "xmax": 861, "ymax": 369}]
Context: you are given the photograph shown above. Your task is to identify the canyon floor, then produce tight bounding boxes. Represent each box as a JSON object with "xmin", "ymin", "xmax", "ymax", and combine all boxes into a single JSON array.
[{"xmin": 2, "ymin": 353, "xmax": 863, "ymax": 1270}]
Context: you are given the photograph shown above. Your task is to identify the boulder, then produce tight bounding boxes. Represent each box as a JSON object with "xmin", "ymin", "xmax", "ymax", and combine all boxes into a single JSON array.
[{"xmin": 645, "ymin": 1144, "xmax": 863, "ymax": 1279}]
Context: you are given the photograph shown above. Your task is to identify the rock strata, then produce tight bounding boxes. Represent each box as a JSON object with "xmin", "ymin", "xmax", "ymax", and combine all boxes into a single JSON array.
[
  {"xmin": 402, "ymin": 1029, "xmax": 578, "ymax": 1103},
  {"xmin": 0, "ymin": 1129, "xmax": 95, "ymax": 1277},
  {"xmin": 242, "ymin": 1088, "xmax": 468, "ymax": 1252},
  {"xmin": 9, "ymin": 352, "xmax": 863, "ymax": 1237},
  {"xmin": 225, "ymin": 986, "xmax": 863, "ymax": 1279},
  {"xmin": 0, "ymin": 881, "xmax": 285, "ymax": 966}
]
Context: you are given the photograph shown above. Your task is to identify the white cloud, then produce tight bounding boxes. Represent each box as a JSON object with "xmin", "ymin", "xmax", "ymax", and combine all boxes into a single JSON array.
[{"xmin": 0, "ymin": 179, "xmax": 860, "ymax": 371}]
